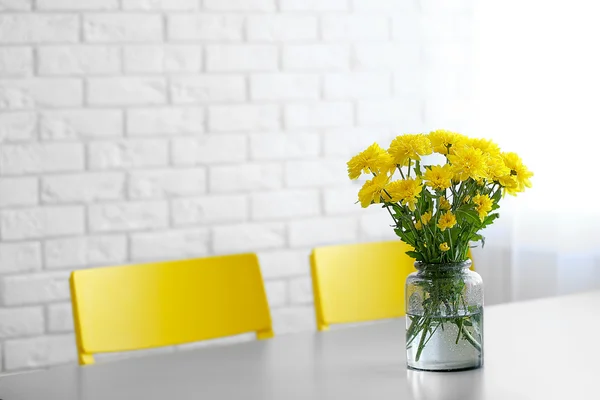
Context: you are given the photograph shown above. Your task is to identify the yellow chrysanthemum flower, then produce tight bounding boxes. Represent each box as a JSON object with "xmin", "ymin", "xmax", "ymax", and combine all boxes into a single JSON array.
[
  {"xmin": 438, "ymin": 197, "xmax": 451, "ymax": 211},
  {"xmin": 387, "ymin": 134, "xmax": 432, "ymax": 167},
  {"xmin": 386, "ymin": 178, "xmax": 423, "ymax": 211},
  {"xmin": 472, "ymin": 194, "xmax": 493, "ymax": 221},
  {"xmin": 439, "ymin": 242, "xmax": 450, "ymax": 252},
  {"xmin": 415, "ymin": 211, "xmax": 432, "ymax": 230},
  {"xmin": 357, "ymin": 174, "xmax": 390, "ymax": 208},
  {"xmin": 485, "ymin": 154, "xmax": 511, "ymax": 182},
  {"xmin": 437, "ymin": 211, "xmax": 457, "ymax": 231},
  {"xmin": 428, "ymin": 130, "xmax": 466, "ymax": 155},
  {"xmin": 423, "ymin": 164, "xmax": 453, "ymax": 191},
  {"xmin": 347, "ymin": 143, "xmax": 394, "ymax": 180},
  {"xmin": 468, "ymin": 138, "xmax": 501, "ymax": 156},
  {"xmin": 448, "ymin": 145, "xmax": 487, "ymax": 182},
  {"xmin": 500, "ymin": 152, "xmax": 534, "ymax": 195}
]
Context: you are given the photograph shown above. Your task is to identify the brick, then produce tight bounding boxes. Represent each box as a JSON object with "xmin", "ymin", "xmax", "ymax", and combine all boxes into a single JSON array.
[
  {"xmin": 209, "ymin": 105, "xmax": 279, "ymax": 132},
  {"xmin": 0, "ymin": 47, "xmax": 33, "ymax": 76},
  {"xmin": 249, "ymin": 133, "xmax": 320, "ymax": 160},
  {"xmin": 359, "ymin": 212, "xmax": 398, "ymax": 240},
  {"xmin": 250, "ymin": 74, "xmax": 319, "ymax": 100},
  {"xmin": 0, "ymin": 272, "xmax": 70, "ymax": 306},
  {"xmin": 0, "ymin": 143, "xmax": 84, "ymax": 175},
  {"xmin": 88, "ymin": 201, "xmax": 168, "ymax": 233},
  {"xmin": 88, "ymin": 140, "xmax": 169, "ymax": 170},
  {"xmin": 37, "ymin": 0, "xmax": 118, "ymax": 9},
  {"xmin": 353, "ymin": 43, "xmax": 420, "ymax": 70},
  {"xmin": 0, "ymin": 206, "xmax": 85, "ymax": 240},
  {"xmin": 88, "ymin": 77, "xmax": 166, "ymax": 106},
  {"xmin": 283, "ymin": 45, "xmax": 349, "ymax": 71},
  {"xmin": 285, "ymin": 102, "xmax": 353, "ymax": 129},
  {"xmin": 289, "ymin": 276, "xmax": 313, "ymax": 305},
  {"xmin": 353, "ymin": 0, "xmax": 419, "ymax": 11},
  {"xmin": 324, "ymin": 185, "xmax": 362, "ymax": 214},
  {"xmin": 84, "ymin": 14, "xmax": 163, "ymax": 43},
  {"xmin": 209, "ymin": 164, "xmax": 283, "ymax": 193},
  {"xmin": 421, "ymin": 0, "xmax": 472, "ymax": 13},
  {"xmin": 357, "ymin": 99, "xmax": 423, "ymax": 129},
  {"xmin": 271, "ymin": 306, "xmax": 315, "ymax": 334},
  {"xmin": 0, "ymin": 14, "xmax": 78, "ymax": 43},
  {"xmin": 130, "ymin": 229, "xmax": 210, "ymax": 261},
  {"xmin": 168, "ymin": 15, "xmax": 244, "ymax": 41},
  {"xmin": 393, "ymin": 67, "xmax": 424, "ymax": 97},
  {"xmin": 204, "ymin": 0, "xmax": 275, "ymax": 10},
  {"xmin": 41, "ymin": 172, "xmax": 125, "ymax": 203},
  {"xmin": 171, "ymin": 195, "xmax": 248, "ymax": 226},
  {"xmin": 258, "ymin": 249, "xmax": 310, "ymax": 279},
  {"xmin": 47, "ymin": 303, "xmax": 73, "ymax": 333},
  {"xmin": 391, "ymin": 13, "xmax": 424, "ymax": 42},
  {"xmin": 322, "ymin": 16, "xmax": 389, "ymax": 40},
  {"xmin": 251, "ymin": 189, "xmax": 320, "ymax": 220},
  {"xmin": 171, "ymin": 76, "xmax": 245, "ymax": 104},
  {"xmin": 124, "ymin": 45, "xmax": 202, "ymax": 73},
  {"xmin": 247, "ymin": 16, "xmax": 318, "ymax": 41},
  {"xmin": 280, "ymin": 0, "xmax": 348, "ymax": 11},
  {"xmin": 206, "ymin": 45, "xmax": 278, "ymax": 72},
  {"xmin": 264, "ymin": 281, "xmax": 287, "ymax": 308},
  {"xmin": 322, "ymin": 127, "xmax": 393, "ymax": 157},
  {"xmin": 0, "ymin": 242, "xmax": 42, "ymax": 274},
  {"xmin": 40, "ymin": 110, "xmax": 123, "ymax": 140},
  {"xmin": 123, "ymin": 0, "xmax": 197, "ymax": 9},
  {"xmin": 44, "ymin": 235, "xmax": 127, "ymax": 269},
  {"xmin": 38, "ymin": 46, "xmax": 120, "ymax": 76},
  {"xmin": 124, "ymin": 46, "xmax": 163, "ymax": 73},
  {"xmin": 0, "ymin": 112, "xmax": 36, "ymax": 142},
  {"xmin": 0, "ymin": 0, "xmax": 32, "ymax": 10},
  {"xmin": 4, "ymin": 334, "xmax": 76, "ymax": 370},
  {"xmin": 324, "ymin": 73, "xmax": 391, "ymax": 100},
  {"xmin": 128, "ymin": 168, "xmax": 207, "ymax": 199},
  {"xmin": 289, "ymin": 216, "xmax": 358, "ymax": 247},
  {"xmin": 212, "ymin": 222, "xmax": 285, "ymax": 253},
  {"xmin": 422, "ymin": 43, "xmax": 471, "ymax": 69},
  {"xmin": 285, "ymin": 159, "xmax": 347, "ymax": 188},
  {"xmin": 171, "ymin": 136, "xmax": 247, "ymax": 165},
  {"xmin": 0, "ymin": 307, "xmax": 44, "ymax": 339},
  {"xmin": 166, "ymin": 46, "xmax": 203, "ymax": 73},
  {"xmin": 0, "ymin": 79, "xmax": 82, "ymax": 109},
  {"xmin": 0, "ymin": 177, "xmax": 38, "ymax": 208},
  {"xmin": 127, "ymin": 107, "xmax": 203, "ymax": 136}
]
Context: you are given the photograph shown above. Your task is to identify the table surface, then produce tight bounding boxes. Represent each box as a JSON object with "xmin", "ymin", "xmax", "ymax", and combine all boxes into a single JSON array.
[{"xmin": 1, "ymin": 290, "xmax": 599, "ymax": 400}]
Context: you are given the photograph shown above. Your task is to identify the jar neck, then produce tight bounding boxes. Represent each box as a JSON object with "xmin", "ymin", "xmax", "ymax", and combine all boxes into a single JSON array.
[{"xmin": 414, "ymin": 259, "xmax": 472, "ymax": 275}]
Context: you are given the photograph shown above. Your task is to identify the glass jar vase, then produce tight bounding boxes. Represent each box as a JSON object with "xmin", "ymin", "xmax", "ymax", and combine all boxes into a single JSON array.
[{"xmin": 405, "ymin": 259, "xmax": 483, "ymax": 371}]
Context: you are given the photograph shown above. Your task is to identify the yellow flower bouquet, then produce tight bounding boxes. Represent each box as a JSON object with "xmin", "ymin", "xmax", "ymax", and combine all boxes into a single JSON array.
[{"xmin": 347, "ymin": 130, "xmax": 533, "ymax": 371}]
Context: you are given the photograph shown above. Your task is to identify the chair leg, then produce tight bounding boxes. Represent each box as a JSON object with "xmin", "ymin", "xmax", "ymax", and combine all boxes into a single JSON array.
[
  {"xmin": 256, "ymin": 328, "xmax": 274, "ymax": 340},
  {"xmin": 79, "ymin": 352, "xmax": 95, "ymax": 366},
  {"xmin": 317, "ymin": 322, "xmax": 330, "ymax": 331}
]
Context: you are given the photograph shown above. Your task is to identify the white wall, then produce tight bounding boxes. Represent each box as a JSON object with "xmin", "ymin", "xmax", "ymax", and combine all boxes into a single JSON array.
[{"xmin": 0, "ymin": 0, "xmax": 473, "ymax": 372}]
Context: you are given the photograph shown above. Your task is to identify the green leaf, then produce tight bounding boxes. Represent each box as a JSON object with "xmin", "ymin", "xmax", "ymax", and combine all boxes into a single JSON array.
[
  {"xmin": 482, "ymin": 213, "xmax": 499, "ymax": 227},
  {"xmin": 456, "ymin": 207, "xmax": 480, "ymax": 225},
  {"xmin": 492, "ymin": 188, "xmax": 502, "ymax": 203},
  {"xmin": 405, "ymin": 251, "xmax": 424, "ymax": 261}
]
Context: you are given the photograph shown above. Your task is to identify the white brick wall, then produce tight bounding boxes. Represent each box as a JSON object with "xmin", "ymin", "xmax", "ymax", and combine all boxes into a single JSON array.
[{"xmin": 0, "ymin": 0, "xmax": 472, "ymax": 372}]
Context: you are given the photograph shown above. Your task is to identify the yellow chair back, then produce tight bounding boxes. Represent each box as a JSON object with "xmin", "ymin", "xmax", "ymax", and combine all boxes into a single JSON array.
[
  {"xmin": 310, "ymin": 241, "xmax": 416, "ymax": 331},
  {"xmin": 310, "ymin": 241, "xmax": 476, "ymax": 331},
  {"xmin": 70, "ymin": 253, "xmax": 273, "ymax": 365}
]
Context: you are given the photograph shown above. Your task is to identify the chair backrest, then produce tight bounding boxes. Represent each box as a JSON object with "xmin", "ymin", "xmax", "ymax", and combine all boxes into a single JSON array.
[
  {"xmin": 310, "ymin": 241, "xmax": 416, "ymax": 331},
  {"xmin": 70, "ymin": 253, "xmax": 273, "ymax": 365}
]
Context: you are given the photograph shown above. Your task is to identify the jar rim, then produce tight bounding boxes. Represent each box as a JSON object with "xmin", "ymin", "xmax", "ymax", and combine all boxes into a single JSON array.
[{"xmin": 414, "ymin": 259, "xmax": 472, "ymax": 272}]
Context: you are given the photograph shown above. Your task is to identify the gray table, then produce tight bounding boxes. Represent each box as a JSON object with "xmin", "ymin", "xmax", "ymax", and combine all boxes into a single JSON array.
[{"xmin": 1, "ymin": 291, "xmax": 599, "ymax": 400}]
